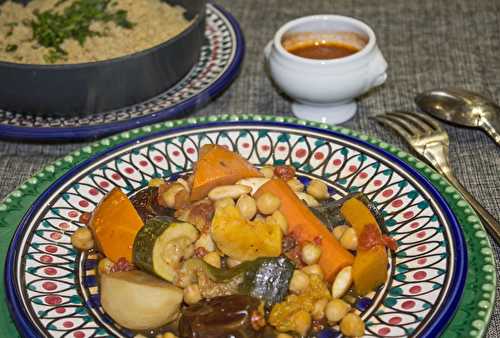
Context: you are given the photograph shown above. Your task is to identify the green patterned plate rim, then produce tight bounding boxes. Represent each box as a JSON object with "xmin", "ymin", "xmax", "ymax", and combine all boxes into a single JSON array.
[{"xmin": 0, "ymin": 114, "xmax": 495, "ymax": 337}]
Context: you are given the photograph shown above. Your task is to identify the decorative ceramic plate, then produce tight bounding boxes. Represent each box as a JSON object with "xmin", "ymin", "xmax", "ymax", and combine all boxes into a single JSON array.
[
  {"xmin": 0, "ymin": 116, "xmax": 495, "ymax": 338},
  {"xmin": 0, "ymin": 4, "xmax": 244, "ymax": 142}
]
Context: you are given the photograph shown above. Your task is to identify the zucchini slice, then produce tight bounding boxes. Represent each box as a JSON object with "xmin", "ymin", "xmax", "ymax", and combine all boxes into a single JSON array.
[{"xmin": 133, "ymin": 218, "xmax": 198, "ymax": 282}]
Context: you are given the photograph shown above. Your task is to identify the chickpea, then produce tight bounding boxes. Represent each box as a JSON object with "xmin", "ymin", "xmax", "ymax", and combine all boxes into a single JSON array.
[
  {"xmin": 339, "ymin": 313, "xmax": 365, "ymax": 337},
  {"xmin": 333, "ymin": 225, "xmax": 349, "ymax": 240},
  {"xmin": 71, "ymin": 227, "xmax": 94, "ymax": 251},
  {"xmin": 325, "ymin": 299, "xmax": 351, "ymax": 323},
  {"xmin": 97, "ymin": 258, "xmax": 114, "ymax": 274},
  {"xmin": 302, "ymin": 264, "xmax": 324, "ymax": 279},
  {"xmin": 256, "ymin": 192, "xmax": 281, "ymax": 215},
  {"xmin": 340, "ymin": 228, "xmax": 358, "ymax": 251},
  {"xmin": 162, "ymin": 183, "xmax": 186, "ymax": 208},
  {"xmin": 214, "ymin": 197, "xmax": 235, "ymax": 210},
  {"xmin": 266, "ymin": 210, "xmax": 288, "ymax": 234},
  {"xmin": 287, "ymin": 178, "xmax": 304, "ymax": 192},
  {"xmin": 148, "ymin": 178, "xmax": 164, "ymax": 187},
  {"xmin": 312, "ymin": 298, "xmax": 329, "ymax": 320},
  {"xmin": 292, "ymin": 310, "xmax": 312, "ymax": 336},
  {"xmin": 306, "ymin": 179, "xmax": 330, "ymax": 200},
  {"xmin": 301, "ymin": 242, "xmax": 322, "ymax": 265},
  {"xmin": 260, "ymin": 165, "xmax": 275, "ymax": 178},
  {"xmin": 289, "ymin": 270, "xmax": 310, "ymax": 293},
  {"xmin": 183, "ymin": 284, "xmax": 202, "ymax": 305},
  {"xmin": 236, "ymin": 194, "xmax": 257, "ymax": 220},
  {"xmin": 203, "ymin": 252, "xmax": 221, "ymax": 268}
]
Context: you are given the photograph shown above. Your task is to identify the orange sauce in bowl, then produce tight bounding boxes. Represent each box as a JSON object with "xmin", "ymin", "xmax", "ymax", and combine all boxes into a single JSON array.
[{"xmin": 286, "ymin": 40, "xmax": 359, "ymax": 60}]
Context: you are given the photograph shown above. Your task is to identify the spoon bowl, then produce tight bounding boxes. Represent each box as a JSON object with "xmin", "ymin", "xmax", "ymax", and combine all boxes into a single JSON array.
[{"xmin": 415, "ymin": 88, "xmax": 500, "ymax": 145}]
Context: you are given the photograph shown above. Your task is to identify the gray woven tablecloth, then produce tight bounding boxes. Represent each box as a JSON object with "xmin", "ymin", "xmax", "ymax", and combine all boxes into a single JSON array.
[{"xmin": 0, "ymin": 0, "xmax": 498, "ymax": 336}]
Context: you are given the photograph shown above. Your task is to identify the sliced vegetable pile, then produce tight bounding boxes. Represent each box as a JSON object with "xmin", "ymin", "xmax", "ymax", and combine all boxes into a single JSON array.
[{"xmin": 71, "ymin": 144, "xmax": 397, "ymax": 338}]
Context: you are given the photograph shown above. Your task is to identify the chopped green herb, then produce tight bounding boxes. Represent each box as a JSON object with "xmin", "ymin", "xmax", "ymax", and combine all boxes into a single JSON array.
[
  {"xmin": 55, "ymin": 0, "xmax": 69, "ymax": 6},
  {"xmin": 5, "ymin": 44, "xmax": 18, "ymax": 52},
  {"xmin": 5, "ymin": 22, "xmax": 18, "ymax": 37},
  {"xmin": 44, "ymin": 48, "xmax": 67, "ymax": 63},
  {"xmin": 30, "ymin": 0, "xmax": 135, "ymax": 63}
]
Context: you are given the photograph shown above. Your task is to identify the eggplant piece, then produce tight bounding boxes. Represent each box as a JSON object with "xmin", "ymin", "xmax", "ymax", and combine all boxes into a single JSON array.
[
  {"xmin": 182, "ymin": 256, "xmax": 294, "ymax": 307},
  {"xmin": 130, "ymin": 187, "xmax": 174, "ymax": 222},
  {"xmin": 209, "ymin": 256, "xmax": 294, "ymax": 307},
  {"xmin": 179, "ymin": 295, "xmax": 264, "ymax": 338},
  {"xmin": 311, "ymin": 193, "xmax": 385, "ymax": 231}
]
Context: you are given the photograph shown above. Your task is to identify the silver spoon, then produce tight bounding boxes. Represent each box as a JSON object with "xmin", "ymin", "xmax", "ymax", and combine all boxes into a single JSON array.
[{"xmin": 415, "ymin": 88, "xmax": 500, "ymax": 146}]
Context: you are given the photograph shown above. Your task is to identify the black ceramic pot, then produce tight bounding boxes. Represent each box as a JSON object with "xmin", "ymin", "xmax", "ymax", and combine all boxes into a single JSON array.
[{"xmin": 0, "ymin": 0, "xmax": 206, "ymax": 117}]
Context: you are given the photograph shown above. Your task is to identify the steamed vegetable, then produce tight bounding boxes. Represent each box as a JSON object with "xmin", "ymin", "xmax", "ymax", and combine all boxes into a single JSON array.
[
  {"xmin": 100, "ymin": 270, "xmax": 183, "ymax": 330},
  {"xmin": 130, "ymin": 186, "xmax": 172, "ymax": 222},
  {"xmin": 190, "ymin": 144, "xmax": 262, "ymax": 201},
  {"xmin": 254, "ymin": 179, "xmax": 353, "ymax": 282},
  {"xmin": 340, "ymin": 197, "xmax": 382, "ymax": 236},
  {"xmin": 133, "ymin": 218, "xmax": 198, "ymax": 282},
  {"xmin": 179, "ymin": 295, "xmax": 264, "ymax": 338},
  {"xmin": 311, "ymin": 192, "xmax": 385, "ymax": 231},
  {"xmin": 182, "ymin": 256, "xmax": 294, "ymax": 306},
  {"xmin": 211, "ymin": 205, "xmax": 282, "ymax": 261},
  {"xmin": 340, "ymin": 197, "xmax": 390, "ymax": 295},
  {"xmin": 89, "ymin": 187, "xmax": 144, "ymax": 262},
  {"xmin": 351, "ymin": 245, "xmax": 388, "ymax": 295}
]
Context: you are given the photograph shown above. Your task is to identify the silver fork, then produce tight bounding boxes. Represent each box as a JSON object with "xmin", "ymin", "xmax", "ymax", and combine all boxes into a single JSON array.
[{"xmin": 375, "ymin": 112, "xmax": 500, "ymax": 243}]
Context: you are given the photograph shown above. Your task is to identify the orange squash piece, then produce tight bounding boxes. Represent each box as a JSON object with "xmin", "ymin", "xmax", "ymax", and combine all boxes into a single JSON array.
[
  {"xmin": 351, "ymin": 245, "xmax": 388, "ymax": 295},
  {"xmin": 254, "ymin": 179, "xmax": 354, "ymax": 282},
  {"xmin": 340, "ymin": 197, "xmax": 380, "ymax": 236},
  {"xmin": 340, "ymin": 197, "xmax": 389, "ymax": 295},
  {"xmin": 89, "ymin": 187, "xmax": 144, "ymax": 263},
  {"xmin": 190, "ymin": 144, "xmax": 262, "ymax": 201}
]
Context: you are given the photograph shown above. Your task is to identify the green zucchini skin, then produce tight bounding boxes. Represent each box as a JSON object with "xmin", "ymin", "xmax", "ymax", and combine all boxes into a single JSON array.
[
  {"xmin": 133, "ymin": 218, "xmax": 172, "ymax": 275},
  {"xmin": 205, "ymin": 256, "xmax": 295, "ymax": 307}
]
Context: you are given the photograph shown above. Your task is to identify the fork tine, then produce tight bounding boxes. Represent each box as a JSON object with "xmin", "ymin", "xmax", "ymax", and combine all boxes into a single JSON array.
[
  {"xmin": 375, "ymin": 115, "xmax": 413, "ymax": 140},
  {"xmin": 387, "ymin": 112, "xmax": 430, "ymax": 133},
  {"xmin": 382, "ymin": 113, "xmax": 422, "ymax": 136},
  {"xmin": 414, "ymin": 112, "xmax": 444, "ymax": 132}
]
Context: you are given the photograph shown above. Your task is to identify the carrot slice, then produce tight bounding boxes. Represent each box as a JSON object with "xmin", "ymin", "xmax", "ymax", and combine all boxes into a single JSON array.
[
  {"xmin": 190, "ymin": 144, "xmax": 262, "ymax": 201},
  {"xmin": 254, "ymin": 179, "xmax": 353, "ymax": 282}
]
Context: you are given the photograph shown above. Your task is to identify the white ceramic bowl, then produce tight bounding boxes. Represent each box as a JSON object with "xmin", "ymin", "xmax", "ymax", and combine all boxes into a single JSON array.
[{"xmin": 265, "ymin": 15, "xmax": 388, "ymax": 124}]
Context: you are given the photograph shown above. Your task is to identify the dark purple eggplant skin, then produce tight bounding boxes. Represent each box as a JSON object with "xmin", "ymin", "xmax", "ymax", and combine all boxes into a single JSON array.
[
  {"xmin": 179, "ymin": 295, "xmax": 264, "ymax": 338},
  {"xmin": 129, "ymin": 187, "xmax": 174, "ymax": 222}
]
